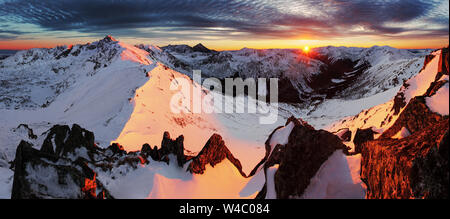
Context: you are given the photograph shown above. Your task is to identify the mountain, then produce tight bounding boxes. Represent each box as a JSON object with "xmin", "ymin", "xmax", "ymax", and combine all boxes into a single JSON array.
[
  {"xmin": 328, "ymin": 48, "xmax": 448, "ymax": 198},
  {"xmin": 0, "ymin": 36, "xmax": 447, "ymax": 199},
  {"xmin": 157, "ymin": 44, "xmax": 430, "ymax": 103}
]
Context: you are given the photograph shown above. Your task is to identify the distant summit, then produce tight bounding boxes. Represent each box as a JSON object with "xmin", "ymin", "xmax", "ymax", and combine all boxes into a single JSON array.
[
  {"xmin": 193, "ymin": 43, "xmax": 213, "ymax": 53},
  {"xmin": 102, "ymin": 35, "xmax": 118, "ymax": 42},
  {"xmin": 162, "ymin": 43, "xmax": 216, "ymax": 54}
]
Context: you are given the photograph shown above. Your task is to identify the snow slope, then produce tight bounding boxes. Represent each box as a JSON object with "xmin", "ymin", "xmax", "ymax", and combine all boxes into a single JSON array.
[
  {"xmin": 0, "ymin": 36, "xmax": 438, "ymax": 199},
  {"xmin": 0, "ymin": 36, "xmax": 286, "ymax": 198},
  {"xmin": 328, "ymin": 50, "xmax": 444, "ymax": 151}
]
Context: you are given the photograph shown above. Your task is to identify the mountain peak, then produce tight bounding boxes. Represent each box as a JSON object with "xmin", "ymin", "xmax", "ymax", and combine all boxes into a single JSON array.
[
  {"xmin": 102, "ymin": 35, "xmax": 118, "ymax": 42},
  {"xmin": 193, "ymin": 43, "xmax": 212, "ymax": 53}
]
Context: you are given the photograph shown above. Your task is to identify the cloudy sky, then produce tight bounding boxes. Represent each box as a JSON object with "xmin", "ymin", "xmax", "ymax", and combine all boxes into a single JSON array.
[{"xmin": 0, "ymin": 0, "xmax": 448, "ymax": 50}]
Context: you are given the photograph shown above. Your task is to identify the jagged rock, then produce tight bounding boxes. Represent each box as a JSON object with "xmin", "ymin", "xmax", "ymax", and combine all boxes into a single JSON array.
[
  {"xmin": 334, "ymin": 128, "xmax": 352, "ymax": 142},
  {"xmin": 380, "ymin": 97, "xmax": 444, "ymax": 139},
  {"xmin": 353, "ymin": 128, "xmax": 376, "ymax": 154},
  {"xmin": 254, "ymin": 117, "xmax": 348, "ymax": 199},
  {"xmin": 361, "ymin": 118, "xmax": 448, "ymax": 199},
  {"xmin": 160, "ymin": 132, "xmax": 185, "ymax": 167},
  {"xmin": 107, "ymin": 143, "xmax": 126, "ymax": 155},
  {"xmin": 141, "ymin": 143, "xmax": 152, "ymax": 154},
  {"xmin": 41, "ymin": 124, "xmax": 96, "ymax": 157},
  {"xmin": 187, "ymin": 134, "xmax": 246, "ymax": 177},
  {"xmin": 141, "ymin": 143, "xmax": 160, "ymax": 161},
  {"xmin": 11, "ymin": 140, "xmax": 112, "ymax": 199},
  {"xmin": 138, "ymin": 132, "xmax": 186, "ymax": 166},
  {"xmin": 12, "ymin": 124, "xmax": 37, "ymax": 139}
]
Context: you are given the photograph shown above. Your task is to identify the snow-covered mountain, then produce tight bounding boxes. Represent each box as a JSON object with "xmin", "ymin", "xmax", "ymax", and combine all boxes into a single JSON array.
[
  {"xmin": 0, "ymin": 36, "xmax": 447, "ymax": 199},
  {"xmin": 156, "ymin": 44, "xmax": 430, "ymax": 103}
]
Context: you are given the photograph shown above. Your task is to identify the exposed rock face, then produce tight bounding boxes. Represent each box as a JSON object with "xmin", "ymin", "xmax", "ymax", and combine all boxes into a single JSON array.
[
  {"xmin": 353, "ymin": 128, "xmax": 376, "ymax": 154},
  {"xmin": 254, "ymin": 117, "xmax": 348, "ymax": 199},
  {"xmin": 40, "ymin": 124, "xmax": 96, "ymax": 157},
  {"xmin": 361, "ymin": 118, "xmax": 448, "ymax": 199},
  {"xmin": 187, "ymin": 134, "xmax": 246, "ymax": 177},
  {"xmin": 10, "ymin": 125, "xmax": 246, "ymax": 198},
  {"xmin": 139, "ymin": 132, "xmax": 186, "ymax": 166},
  {"xmin": 334, "ymin": 128, "xmax": 352, "ymax": 142},
  {"xmin": 11, "ymin": 140, "xmax": 112, "ymax": 199},
  {"xmin": 381, "ymin": 97, "xmax": 444, "ymax": 139},
  {"xmin": 160, "ymin": 132, "xmax": 185, "ymax": 167},
  {"xmin": 360, "ymin": 48, "xmax": 449, "ymax": 199}
]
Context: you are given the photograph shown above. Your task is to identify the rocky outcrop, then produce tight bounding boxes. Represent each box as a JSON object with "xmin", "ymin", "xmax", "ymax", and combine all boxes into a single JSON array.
[
  {"xmin": 360, "ymin": 48, "xmax": 449, "ymax": 199},
  {"xmin": 11, "ymin": 140, "xmax": 112, "ymax": 199},
  {"xmin": 254, "ymin": 117, "xmax": 349, "ymax": 199},
  {"xmin": 187, "ymin": 134, "xmax": 246, "ymax": 177},
  {"xmin": 333, "ymin": 128, "xmax": 352, "ymax": 142},
  {"xmin": 353, "ymin": 128, "xmax": 376, "ymax": 154},
  {"xmin": 139, "ymin": 132, "xmax": 186, "ymax": 166},
  {"xmin": 40, "ymin": 124, "xmax": 96, "ymax": 157},
  {"xmin": 381, "ymin": 97, "xmax": 444, "ymax": 139},
  {"xmin": 11, "ymin": 123, "xmax": 249, "ymax": 198},
  {"xmin": 361, "ymin": 118, "xmax": 448, "ymax": 199}
]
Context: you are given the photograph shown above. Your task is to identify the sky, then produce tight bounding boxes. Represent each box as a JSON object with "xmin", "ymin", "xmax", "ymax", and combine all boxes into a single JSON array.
[{"xmin": 0, "ymin": 0, "xmax": 448, "ymax": 50}]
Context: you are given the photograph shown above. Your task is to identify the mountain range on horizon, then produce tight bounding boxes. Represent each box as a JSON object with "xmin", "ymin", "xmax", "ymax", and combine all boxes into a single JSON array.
[{"xmin": 0, "ymin": 35, "xmax": 448, "ymax": 199}]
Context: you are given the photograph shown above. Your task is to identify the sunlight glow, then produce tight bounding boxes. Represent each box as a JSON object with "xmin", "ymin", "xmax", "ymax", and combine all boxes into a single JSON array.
[{"xmin": 303, "ymin": 46, "xmax": 310, "ymax": 53}]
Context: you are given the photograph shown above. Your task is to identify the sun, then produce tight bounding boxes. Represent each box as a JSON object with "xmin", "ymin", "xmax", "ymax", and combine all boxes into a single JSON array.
[{"xmin": 303, "ymin": 46, "xmax": 310, "ymax": 53}]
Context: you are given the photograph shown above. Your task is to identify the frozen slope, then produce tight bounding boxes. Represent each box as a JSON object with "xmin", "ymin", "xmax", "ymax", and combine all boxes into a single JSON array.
[
  {"xmin": 0, "ymin": 36, "xmax": 438, "ymax": 199},
  {"xmin": 0, "ymin": 37, "xmax": 284, "ymax": 198}
]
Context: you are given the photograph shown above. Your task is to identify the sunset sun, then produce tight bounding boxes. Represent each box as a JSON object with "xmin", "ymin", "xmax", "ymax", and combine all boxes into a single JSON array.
[
  {"xmin": 0, "ymin": 0, "xmax": 448, "ymax": 203},
  {"xmin": 303, "ymin": 46, "xmax": 310, "ymax": 53}
]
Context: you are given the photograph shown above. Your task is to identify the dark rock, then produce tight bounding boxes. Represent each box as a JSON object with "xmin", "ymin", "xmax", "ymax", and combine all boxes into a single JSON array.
[
  {"xmin": 392, "ymin": 90, "xmax": 406, "ymax": 115},
  {"xmin": 187, "ymin": 134, "xmax": 246, "ymax": 177},
  {"xmin": 353, "ymin": 128, "xmax": 376, "ymax": 154},
  {"xmin": 41, "ymin": 124, "xmax": 96, "ymax": 157},
  {"xmin": 160, "ymin": 132, "xmax": 185, "ymax": 167},
  {"xmin": 141, "ymin": 143, "xmax": 152, "ymax": 154},
  {"xmin": 107, "ymin": 143, "xmax": 126, "ymax": 155},
  {"xmin": 361, "ymin": 118, "xmax": 448, "ymax": 199},
  {"xmin": 11, "ymin": 140, "xmax": 112, "ymax": 199},
  {"xmin": 333, "ymin": 128, "xmax": 352, "ymax": 142},
  {"xmin": 254, "ymin": 117, "xmax": 348, "ymax": 199}
]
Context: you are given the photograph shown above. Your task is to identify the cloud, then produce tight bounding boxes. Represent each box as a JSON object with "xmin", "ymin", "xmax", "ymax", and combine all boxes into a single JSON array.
[{"xmin": 0, "ymin": 0, "xmax": 448, "ymax": 41}]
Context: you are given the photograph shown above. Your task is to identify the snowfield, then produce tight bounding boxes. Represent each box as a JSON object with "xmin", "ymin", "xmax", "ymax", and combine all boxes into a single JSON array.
[{"xmin": 0, "ymin": 36, "xmax": 439, "ymax": 199}]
